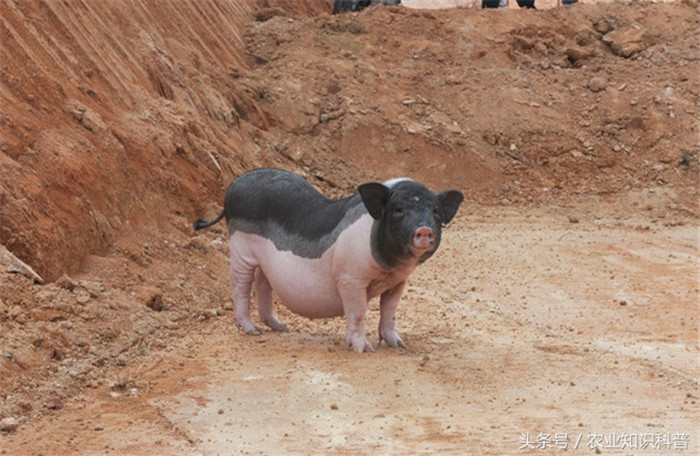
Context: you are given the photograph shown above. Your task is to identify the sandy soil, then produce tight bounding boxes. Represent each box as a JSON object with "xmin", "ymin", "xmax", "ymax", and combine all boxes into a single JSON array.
[
  {"xmin": 1, "ymin": 0, "xmax": 698, "ymax": 454},
  {"xmin": 2, "ymin": 200, "xmax": 698, "ymax": 455}
]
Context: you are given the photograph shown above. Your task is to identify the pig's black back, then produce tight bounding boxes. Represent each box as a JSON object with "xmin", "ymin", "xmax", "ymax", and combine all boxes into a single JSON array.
[{"xmin": 224, "ymin": 168, "xmax": 365, "ymax": 258}]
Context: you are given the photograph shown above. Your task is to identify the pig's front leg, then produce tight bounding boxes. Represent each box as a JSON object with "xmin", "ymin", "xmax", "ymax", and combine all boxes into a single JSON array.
[
  {"xmin": 378, "ymin": 281, "xmax": 406, "ymax": 348},
  {"xmin": 338, "ymin": 280, "xmax": 374, "ymax": 353}
]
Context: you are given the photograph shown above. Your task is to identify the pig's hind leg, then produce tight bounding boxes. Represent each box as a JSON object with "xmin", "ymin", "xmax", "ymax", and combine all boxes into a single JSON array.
[
  {"xmin": 229, "ymin": 240, "xmax": 263, "ymax": 335},
  {"xmin": 254, "ymin": 268, "xmax": 288, "ymax": 332}
]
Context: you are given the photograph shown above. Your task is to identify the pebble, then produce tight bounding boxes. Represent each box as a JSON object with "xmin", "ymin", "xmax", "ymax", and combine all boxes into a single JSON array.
[
  {"xmin": 45, "ymin": 395, "xmax": 63, "ymax": 410},
  {"xmin": 0, "ymin": 417, "xmax": 19, "ymax": 433},
  {"xmin": 587, "ymin": 77, "xmax": 608, "ymax": 93}
]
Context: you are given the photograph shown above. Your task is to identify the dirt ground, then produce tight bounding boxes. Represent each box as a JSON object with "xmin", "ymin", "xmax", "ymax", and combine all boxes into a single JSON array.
[{"xmin": 1, "ymin": 0, "xmax": 698, "ymax": 455}]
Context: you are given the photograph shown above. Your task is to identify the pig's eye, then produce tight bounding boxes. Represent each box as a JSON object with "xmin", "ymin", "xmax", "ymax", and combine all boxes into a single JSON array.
[
  {"xmin": 433, "ymin": 207, "xmax": 442, "ymax": 217},
  {"xmin": 393, "ymin": 206, "xmax": 405, "ymax": 216}
]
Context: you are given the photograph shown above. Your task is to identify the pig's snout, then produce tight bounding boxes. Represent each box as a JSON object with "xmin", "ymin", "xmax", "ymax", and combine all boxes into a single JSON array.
[{"xmin": 413, "ymin": 226, "xmax": 435, "ymax": 250}]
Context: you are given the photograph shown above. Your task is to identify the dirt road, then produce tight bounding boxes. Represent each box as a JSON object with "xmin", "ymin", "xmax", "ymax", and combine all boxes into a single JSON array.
[{"xmin": 2, "ymin": 198, "xmax": 697, "ymax": 455}]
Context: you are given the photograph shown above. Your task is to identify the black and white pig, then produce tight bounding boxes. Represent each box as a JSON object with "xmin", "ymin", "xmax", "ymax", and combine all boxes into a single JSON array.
[{"xmin": 194, "ymin": 168, "xmax": 463, "ymax": 352}]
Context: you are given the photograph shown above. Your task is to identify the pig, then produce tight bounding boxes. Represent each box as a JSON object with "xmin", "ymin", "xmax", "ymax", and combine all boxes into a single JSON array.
[{"xmin": 194, "ymin": 168, "xmax": 463, "ymax": 352}]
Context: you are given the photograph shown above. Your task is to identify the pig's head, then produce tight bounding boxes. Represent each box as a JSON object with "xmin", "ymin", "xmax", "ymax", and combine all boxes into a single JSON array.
[{"xmin": 358, "ymin": 179, "xmax": 463, "ymax": 268}]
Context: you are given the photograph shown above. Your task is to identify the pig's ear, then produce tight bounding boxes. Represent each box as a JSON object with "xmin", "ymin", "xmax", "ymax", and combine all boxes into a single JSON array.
[
  {"xmin": 358, "ymin": 182, "xmax": 390, "ymax": 220},
  {"xmin": 438, "ymin": 190, "xmax": 464, "ymax": 225}
]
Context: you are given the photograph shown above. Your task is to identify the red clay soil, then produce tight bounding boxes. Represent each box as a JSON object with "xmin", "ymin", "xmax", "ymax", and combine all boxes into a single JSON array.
[{"xmin": 0, "ymin": 0, "xmax": 698, "ymax": 454}]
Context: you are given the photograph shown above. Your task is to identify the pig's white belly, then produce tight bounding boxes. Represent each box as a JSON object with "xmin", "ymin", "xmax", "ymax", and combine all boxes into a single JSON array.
[{"xmin": 236, "ymin": 233, "xmax": 346, "ymax": 318}]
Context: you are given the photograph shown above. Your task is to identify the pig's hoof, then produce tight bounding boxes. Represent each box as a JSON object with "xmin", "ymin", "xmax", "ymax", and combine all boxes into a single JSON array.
[
  {"xmin": 347, "ymin": 335, "xmax": 374, "ymax": 353},
  {"xmin": 379, "ymin": 330, "xmax": 405, "ymax": 348},
  {"xmin": 245, "ymin": 326, "xmax": 263, "ymax": 335},
  {"xmin": 263, "ymin": 317, "xmax": 289, "ymax": 332},
  {"xmin": 236, "ymin": 319, "xmax": 263, "ymax": 335},
  {"xmin": 271, "ymin": 322, "xmax": 289, "ymax": 332},
  {"xmin": 352, "ymin": 341, "xmax": 375, "ymax": 353}
]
